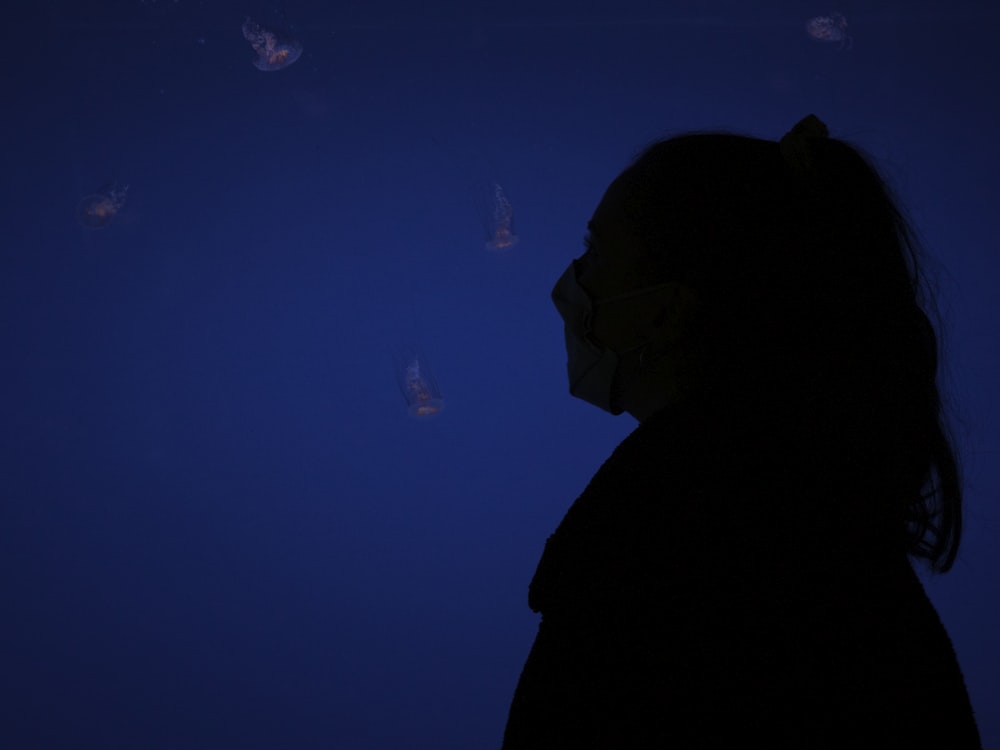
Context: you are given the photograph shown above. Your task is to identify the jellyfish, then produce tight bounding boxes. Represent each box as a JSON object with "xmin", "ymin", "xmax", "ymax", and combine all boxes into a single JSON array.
[
  {"xmin": 241, "ymin": 17, "xmax": 302, "ymax": 71},
  {"xmin": 805, "ymin": 13, "xmax": 851, "ymax": 48},
  {"xmin": 477, "ymin": 182, "xmax": 519, "ymax": 252},
  {"xmin": 397, "ymin": 353, "xmax": 444, "ymax": 418},
  {"xmin": 76, "ymin": 181, "xmax": 128, "ymax": 229}
]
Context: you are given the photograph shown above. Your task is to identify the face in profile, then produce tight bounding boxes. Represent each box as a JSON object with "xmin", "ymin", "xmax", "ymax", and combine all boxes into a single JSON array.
[{"xmin": 555, "ymin": 172, "xmax": 697, "ymax": 421}]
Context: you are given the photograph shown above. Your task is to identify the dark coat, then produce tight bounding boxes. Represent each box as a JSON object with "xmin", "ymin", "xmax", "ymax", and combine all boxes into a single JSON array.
[{"xmin": 502, "ymin": 402, "xmax": 982, "ymax": 749}]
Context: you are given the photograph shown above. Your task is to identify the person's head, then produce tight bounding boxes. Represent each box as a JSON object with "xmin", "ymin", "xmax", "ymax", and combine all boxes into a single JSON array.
[{"xmin": 552, "ymin": 115, "xmax": 963, "ymax": 572}]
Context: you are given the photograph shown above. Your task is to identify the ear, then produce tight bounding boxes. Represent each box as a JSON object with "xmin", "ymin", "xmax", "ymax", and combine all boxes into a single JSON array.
[{"xmin": 650, "ymin": 284, "xmax": 698, "ymax": 344}]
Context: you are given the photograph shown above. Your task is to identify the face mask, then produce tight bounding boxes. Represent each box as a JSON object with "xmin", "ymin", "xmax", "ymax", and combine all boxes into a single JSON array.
[{"xmin": 551, "ymin": 260, "xmax": 681, "ymax": 415}]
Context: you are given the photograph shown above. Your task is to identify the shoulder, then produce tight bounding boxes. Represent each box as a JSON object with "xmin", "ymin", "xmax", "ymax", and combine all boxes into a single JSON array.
[{"xmin": 528, "ymin": 407, "xmax": 737, "ymax": 613}]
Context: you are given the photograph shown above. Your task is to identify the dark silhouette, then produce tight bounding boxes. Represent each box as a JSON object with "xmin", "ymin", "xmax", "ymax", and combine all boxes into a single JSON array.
[{"xmin": 503, "ymin": 116, "xmax": 982, "ymax": 748}]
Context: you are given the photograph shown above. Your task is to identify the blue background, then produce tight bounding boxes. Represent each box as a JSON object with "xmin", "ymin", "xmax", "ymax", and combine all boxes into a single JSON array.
[{"xmin": 2, "ymin": 1, "xmax": 997, "ymax": 747}]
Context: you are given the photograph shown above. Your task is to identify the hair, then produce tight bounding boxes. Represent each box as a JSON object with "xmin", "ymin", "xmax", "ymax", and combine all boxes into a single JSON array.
[{"xmin": 616, "ymin": 120, "xmax": 963, "ymax": 572}]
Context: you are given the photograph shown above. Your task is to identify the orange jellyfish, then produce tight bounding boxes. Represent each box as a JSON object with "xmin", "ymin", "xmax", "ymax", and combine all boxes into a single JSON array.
[
  {"xmin": 478, "ymin": 182, "xmax": 519, "ymax": 252},
  {"xmin": 805, "ymin": 13, "xmax": 851, "ymax": 48},
  {"xmin": 397, "ymin": 353, "xmax": 444, "ymax": 418},
  {"xmin": 241, "ymin": 17, "xmax": 302, "ymax": 71},
  {"xmin": 76, "ymin": 181, "xmax": 128, "ymax": 229}
]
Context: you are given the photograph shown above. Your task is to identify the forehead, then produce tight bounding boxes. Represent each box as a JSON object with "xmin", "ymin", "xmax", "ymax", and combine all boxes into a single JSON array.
[
  {"xmin": 590, "ymin": 172, "xmax": 631, "ymax": 232},
  {"xmin": 582, "ymin": 172, "xmax": 648, "ymax": 296},
  {"xmin": 589, "ymin": 172, "xmax": 649, "ymax": 258}
]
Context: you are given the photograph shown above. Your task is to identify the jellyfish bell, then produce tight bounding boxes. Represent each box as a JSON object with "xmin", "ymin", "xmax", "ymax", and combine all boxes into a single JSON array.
[
  {"xmin": 242, "ymin": 17, "xmax": 302, "ymax": 71},
  {"xmin": 486, "ymin": 227, "xmax": 519, "ymax": 252},
  {"xmin": 805, "ymin": 12, "xmax": 851, "ymax": 48},
  {"xmin": 76, "ymin": 182, "xmax": 128, "ymax": 229},
  {"xmin": 476, "ymin": 181, "xmax": 519, "ymax": 253},
  {"xmin": 409, "ymin": 396, "xmax": 445, "ymax": 419},
  {"xmin": 397, "ymin": 354, "xmax": 445, "ymax": 418},
  {"xmin": 252, "ymin": 39, "xmax": 302, "ymax": 71},
  {"xmin": 76, "ymin": 194, "xmax": 117, "ymax": 228}
]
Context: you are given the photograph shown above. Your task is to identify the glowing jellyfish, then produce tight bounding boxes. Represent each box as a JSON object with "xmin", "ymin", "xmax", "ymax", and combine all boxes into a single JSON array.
[
  {"xmin": 242, "ymin": 17, "xmax": 302, "ymax": 71},
  {"xmin": 805, "ymin": 13, "xmax": 851, "ymax": 48},
  {"xmin": 478, "ymin": 182, "xmax": 519, "ymax": 252},
  {"xmin": 76, "ymin": 181, "xmax": 128, "ymax": 229},
  {"xmin": 398, "ymin": 354, "xmax": 444, "ymax": 418}
]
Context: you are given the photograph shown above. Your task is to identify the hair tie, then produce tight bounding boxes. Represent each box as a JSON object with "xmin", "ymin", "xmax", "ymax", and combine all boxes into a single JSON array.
[{"xmin": 779, "ymin": 114, "xmax": 829, "ymax": 174}]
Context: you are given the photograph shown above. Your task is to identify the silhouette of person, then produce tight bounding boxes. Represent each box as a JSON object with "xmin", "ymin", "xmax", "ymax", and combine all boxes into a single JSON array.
[{"xmin": 502, "ymin": 116, "xmax": 982, "ymax": 748}]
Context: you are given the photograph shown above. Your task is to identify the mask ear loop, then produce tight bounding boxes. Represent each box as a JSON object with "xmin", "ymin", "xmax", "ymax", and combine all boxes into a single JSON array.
[
  {"xmin": 638, "ymin": 341, "xmax": 669, "ymax": 371},
  {"xmin": 632, "ymin": 283, "xmax": 693, "ymax": 371}
]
